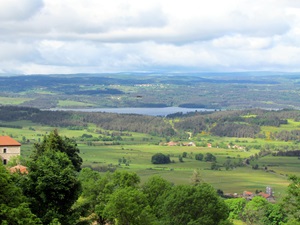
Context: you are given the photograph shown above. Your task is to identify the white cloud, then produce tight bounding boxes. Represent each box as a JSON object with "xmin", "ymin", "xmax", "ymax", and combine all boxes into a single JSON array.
[{"xmin": 1, "ymin": 0, "xmax": 300, "ymax": 74}]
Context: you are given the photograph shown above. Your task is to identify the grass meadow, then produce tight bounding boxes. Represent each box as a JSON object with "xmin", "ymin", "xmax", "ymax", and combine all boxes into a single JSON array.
[{"xmin": 79, "ymin": 144, "xmax": 292, "ymax": 196}]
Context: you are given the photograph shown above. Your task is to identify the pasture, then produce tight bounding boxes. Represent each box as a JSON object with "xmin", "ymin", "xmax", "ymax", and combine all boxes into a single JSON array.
[{"xmin": 79, "ymin": 144, "xmax": 293, "ymax": 196}]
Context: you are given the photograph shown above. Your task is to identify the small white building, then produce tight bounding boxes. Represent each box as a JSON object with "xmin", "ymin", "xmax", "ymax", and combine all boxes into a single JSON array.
[{"xmin": 0, "ymin": 136, "xmax": 21, "ymax": 165}]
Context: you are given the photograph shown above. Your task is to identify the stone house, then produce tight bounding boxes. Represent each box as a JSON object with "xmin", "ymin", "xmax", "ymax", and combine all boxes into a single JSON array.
[{"xmin": 0, "ymin": 136, "xmax": 21, "ymax": 165}]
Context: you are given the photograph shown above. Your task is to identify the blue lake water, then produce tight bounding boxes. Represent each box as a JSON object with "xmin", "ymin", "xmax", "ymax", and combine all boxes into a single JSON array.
[{"xmin": 54, "ymin": 107, "xmax": 214, "ymax": 116}]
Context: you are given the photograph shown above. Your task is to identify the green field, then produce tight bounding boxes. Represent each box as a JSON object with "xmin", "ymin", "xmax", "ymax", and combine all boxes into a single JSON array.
[
  {"xmin": 77, "ymin": 144, "xmax": 292, "ymax": 195},
  {"xmin": 0, "ymin": 96, "xmax": 32, "ymax": 105},
  {"xmin": 5, "ymin": 119, "xmax": 299, "ymax": 199}
]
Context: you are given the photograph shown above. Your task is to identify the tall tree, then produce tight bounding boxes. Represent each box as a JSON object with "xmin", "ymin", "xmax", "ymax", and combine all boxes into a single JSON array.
[
  {"xmin": 76, "ymin": 168, "xmax": 111, "ymax": 225},
  {"xmin": 161, "ymin": 183, "xmax": 231, "ymax": 225},
  {"xmin": 103, "ymin": 187, "xmax": 155, "ymax": 225},
  {"xmin": 142, "ymin": 175, "xmax": 173, "ymax": 219},
  {"xmin": 241, "ymin": 196, "xmax": 286, "ymax": 225},
  {"xmin": 94, "ymin": 171, "xmax": 141, "ymax": 224},
  {"xmin": 23, "ymin": 142, "xmax": 82, "ymax": 224},
  {"xmin": 225, "ymin": 198, "xmax": 246, "ymax": 220},
  {"xmin": 283, "ymin": 175, "xmax": 300, "ymax": 223},
  {"xmin": 32, "ymin": 129, "xmax": 82, "ymax": 171}
]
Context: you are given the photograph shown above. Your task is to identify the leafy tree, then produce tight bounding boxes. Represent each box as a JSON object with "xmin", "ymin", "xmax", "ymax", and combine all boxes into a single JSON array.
[
  {"xmin": 195, "ymin": 153, "xmax": 204, "ymax": 161},
  {"xmin": 151, "ymin": 153, "xmax": 171, "ymax": 164},
  {"xmin": 32, "ymin": 129, "xmax": 82, "ymax": 171},
  {"xmin": 22, "ymin": 149, "xmax": 81, "ymax": 225},
  {"xmin": 225, "ymin": 198, "xmax": 247, "ymax": 220},
  {"xmin": 223, "ymin": 159, "xmax": 234, "ymax": 170},
  {"xmin": 0, "ymin": 164, "xmax": 42, "ymax": 224},
  {"xmin": 75, "ymin": 167, "xmax": 104, "ymax": 224},
  {"xmin": 283, "ymin": 175, "xmax": 300, "ymax": 222},
  {"xmin": 211, "ymin": 162, "xmax": 220, "ymax": 170},
  {"xmin": 111, "ymin": 170, "xmax": 140, "ymax": 188},
  {"xmin": 161, "ymin": 183, "xmax": 231, "ymax": 225},
  {"xmin": 142, "ymin": 175, "xmax": 173, "ymax": 218},
  {"xmin": 241, "ymin": 196, "xmax": 286, "ymax": 225},
  {"xmin": 267, "ymin": 203, "xmax": 287, "ymax": 225},
  {"xmin": 95, "ymin": 171, "xmax": 141, "ymax": 224},
  {"xmin": 178, "ymin": 155, "xmax": 184, "ymax": 162},
  {"xmin": 242, "ymin": 196, "xmax": 268, "ymax": 225},
  {"xmin": 205, "ymin": 153, "xmax": 216, "ymax": 162},
  {"xmin": 103, "ymin": 187, "xmax": 155, "ymax": 225}
]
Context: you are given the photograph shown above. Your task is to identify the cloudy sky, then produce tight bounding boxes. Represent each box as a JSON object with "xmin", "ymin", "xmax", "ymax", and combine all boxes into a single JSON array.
[{"xmin": 1, "ymin": 0, "xmax": 300, "ymax": 74}]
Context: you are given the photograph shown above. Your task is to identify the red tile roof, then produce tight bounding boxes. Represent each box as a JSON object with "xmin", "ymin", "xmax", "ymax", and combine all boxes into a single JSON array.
[
  {"xmin": 0, "ymin": 136, "xmax": 21, "ymax": 146},
  {"xmin": 243, "ymin": 191, "xmax": 253, "ymax": 196},
  {"xmin": 9, "ymin": 165, "xmax": 28, "ymax": 174},
  {"xmin": 258, "ymin": 192, "xmax": 271, "ymax": 199}
]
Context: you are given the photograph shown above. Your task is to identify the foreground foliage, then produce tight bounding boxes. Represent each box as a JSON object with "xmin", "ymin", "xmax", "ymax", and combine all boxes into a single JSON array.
[
  {"xmin": 0, "ymin": 164, "xmax": 42, "ymax": 224},
  {"xmin": 20, "ymin": 131, "xmax": 82, "ymax": 225}
]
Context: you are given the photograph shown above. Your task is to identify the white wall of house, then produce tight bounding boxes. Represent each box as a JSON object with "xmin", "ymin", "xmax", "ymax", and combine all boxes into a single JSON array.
[{"xmin": 0, "ymin": 146, "xmax": 21, "ymax": 164}]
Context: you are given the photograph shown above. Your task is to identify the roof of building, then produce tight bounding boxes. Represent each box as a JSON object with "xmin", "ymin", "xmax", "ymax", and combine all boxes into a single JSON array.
[
  {"xmin": 0, "ymin": 136, "xmax": 21, "ymax": 146},
  {"xmin": 258, "ymin": 192, "xmax": 271, "ymax": 199},
  {"xmin": 243, "ymin": 191, "xmax": 253, "ymax": 196},
  {"xmin": 9, "ymin": 165, "xmax": 28, "ymax": 174}
]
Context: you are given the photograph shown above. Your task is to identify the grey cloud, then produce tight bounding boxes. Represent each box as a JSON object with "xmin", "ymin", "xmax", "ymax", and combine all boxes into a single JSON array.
[
  {"xmin": 1, "ymin": 0, "xmax": 300, "ymax": 74},
  {"xmin": 0, "ymin": 0, "xmax": 43, "ymax": 21},
  {"xmin": 0, "ymin": 41, "xmax": 40, "ymax": 62}
]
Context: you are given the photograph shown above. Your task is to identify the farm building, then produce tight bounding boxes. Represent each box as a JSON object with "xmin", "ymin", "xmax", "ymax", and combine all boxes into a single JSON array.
[{"xmin": 0, "ymin": 136, "xmax": 21, "ymax": 165}]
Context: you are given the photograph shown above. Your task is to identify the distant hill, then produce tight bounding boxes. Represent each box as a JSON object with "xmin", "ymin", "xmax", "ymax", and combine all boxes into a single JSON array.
[{"xmin": 1, "ymin": 72, "xmax": 300, "ymax": 109}]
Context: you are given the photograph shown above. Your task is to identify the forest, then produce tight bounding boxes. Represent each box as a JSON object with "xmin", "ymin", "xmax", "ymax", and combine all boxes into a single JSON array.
[{"xmin": 1, "ymin": 106, "xmax": 300, "ymax": 141}]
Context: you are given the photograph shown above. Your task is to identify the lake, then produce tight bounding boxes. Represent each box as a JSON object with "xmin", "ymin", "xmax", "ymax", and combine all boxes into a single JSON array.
[{"xmin": 53, "ymin": 107, "xmax": 214, "ymax": 116}]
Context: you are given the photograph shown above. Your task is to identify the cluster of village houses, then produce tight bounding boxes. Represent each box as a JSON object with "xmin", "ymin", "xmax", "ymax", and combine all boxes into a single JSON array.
[
  {"xmin": 224, "ymin": 187, "xmax": 275, "ymax": 202},
  {"xmin": 165, "ymin": 141, "xmax": 245, "ymax": 150},
  {"xmin": 1, "ymin": 136, "xmax": 274, "ymax": 201}
]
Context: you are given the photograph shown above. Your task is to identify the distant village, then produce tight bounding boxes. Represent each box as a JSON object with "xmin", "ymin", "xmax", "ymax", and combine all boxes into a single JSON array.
[
  {"xmin": 225, "ymin": 186, "xmax": 276, "ymax": 203},
  {"xmin": 163, "ymin": 141, "xmax": 246, "ymax": 150}
]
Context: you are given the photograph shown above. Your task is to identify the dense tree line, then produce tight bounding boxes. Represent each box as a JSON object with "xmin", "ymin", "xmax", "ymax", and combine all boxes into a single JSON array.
[
  {"xmin": 0, "ymin": 106, "xmax": 175, "ymax": 137},
  {"xmin": 0, "ymin": 106, "xmax": 39, "ymax": 121},
  {"xmin": 3, "ymin": 106, "xmax": 300, "ymax": 139},
  {"xmin": 210, "ymin": 123, "xmax": 260, "ymax": 138},
  {"xmin": 82, "ymin": 112, "xmax": 176, "ymax": 137},
  {"xmin": 172, "ymin": 108, "xmax": 295, "ymax": 137},
  {"xmin": 271, "ymin": 130, "xmax": 300, "ymax": 142},
  {"xmin": 272, "ymin": 150, "xmax": 300, "ymax": 157}
]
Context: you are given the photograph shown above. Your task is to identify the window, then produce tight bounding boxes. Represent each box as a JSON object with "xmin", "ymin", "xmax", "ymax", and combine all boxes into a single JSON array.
[
  {"xmin": 3, "ymin": 159, "xmax": 7, "ymax": 165},
  {"xmin": 3, "ymin": 148, "xmax": 7, "ymax": 153}
]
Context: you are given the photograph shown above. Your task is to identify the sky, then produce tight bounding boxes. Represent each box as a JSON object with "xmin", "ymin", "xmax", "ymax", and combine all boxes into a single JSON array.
[{"xmin": 1, "ymin": 0, "xmax": 300, "ymax": 74}]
